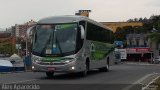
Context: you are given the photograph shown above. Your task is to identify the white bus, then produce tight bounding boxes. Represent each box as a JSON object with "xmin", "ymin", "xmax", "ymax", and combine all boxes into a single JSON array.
[
  {"xmin": 115, "ymin": 49, "xmax": 127, "ymax": 60},
  {"xmin": 27, "ymin": 15, "xmax": 115, "ymax": 77}
]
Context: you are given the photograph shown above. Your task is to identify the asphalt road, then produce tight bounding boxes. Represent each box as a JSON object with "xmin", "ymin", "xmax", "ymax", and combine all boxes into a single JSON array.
[{"xmin": 1, "ymin": 63, "xmax": 160, "ymax": 90}]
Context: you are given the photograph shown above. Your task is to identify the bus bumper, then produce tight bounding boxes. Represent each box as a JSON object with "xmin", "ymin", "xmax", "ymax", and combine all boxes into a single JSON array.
[{"xmin": 32, "ymin": 62, "xmax": 79, "ymax": 73}]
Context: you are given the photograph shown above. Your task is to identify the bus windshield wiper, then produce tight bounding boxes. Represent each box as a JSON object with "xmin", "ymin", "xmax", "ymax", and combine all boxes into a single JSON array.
[{"xmin": 56, "ymin": 37, "xmax": 63, "ymax": 56}]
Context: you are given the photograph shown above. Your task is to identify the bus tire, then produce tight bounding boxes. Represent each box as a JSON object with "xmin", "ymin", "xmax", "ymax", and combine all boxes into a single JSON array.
[
  {"xmin": 80, "ymin": 59, "xmax": 89, "ymax": 76},
  {"xmin": 99, "ymin": 58, "xmax": 109, "ymax": 72},
  {"xmin": 46, "ymin": 72, "xmax": 54, "ymax": 78}
]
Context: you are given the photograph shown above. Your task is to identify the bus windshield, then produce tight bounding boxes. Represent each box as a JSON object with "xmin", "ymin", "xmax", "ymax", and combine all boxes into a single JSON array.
[{"xmin": 32, "ymin": 23, "xmax": 77, "ymax": 56}]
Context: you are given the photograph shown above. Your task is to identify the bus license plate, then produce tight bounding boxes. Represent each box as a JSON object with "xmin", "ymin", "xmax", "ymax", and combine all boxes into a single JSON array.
[{"xmin": 47, "ymin": 67, "xmax": 55, "ymax": 71}]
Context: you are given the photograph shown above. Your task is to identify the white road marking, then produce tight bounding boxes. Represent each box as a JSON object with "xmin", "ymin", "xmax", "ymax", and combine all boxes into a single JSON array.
[{"xmin": 125, "ymin": 62, "xmax": 153, "ymax": 66}]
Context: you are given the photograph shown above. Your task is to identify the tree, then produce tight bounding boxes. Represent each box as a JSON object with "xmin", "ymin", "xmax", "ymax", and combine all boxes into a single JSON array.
[
  {"xmin": 147, "ymin": 32, "xmax": 160, "ymax": 48},
  {"xmin": 0, "ymin": 42, "xmax": 16, "ymax": 55},
  {"xmin": 114, "ymin": 26, "xmax": 145, "ymax": 41},
  {"xmin": 147, "ymin": 32, "xmax": 160, "ymax": 60}
]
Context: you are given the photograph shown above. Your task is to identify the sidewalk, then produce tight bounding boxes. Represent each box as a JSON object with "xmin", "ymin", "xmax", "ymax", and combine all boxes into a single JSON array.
[
  {"xmin": 123, "ymin": 61, "xmax": 156, "ymax": 66},
  {"xmin": 142, "ymin": 75, "xmax": 160, "ymax": 90}
]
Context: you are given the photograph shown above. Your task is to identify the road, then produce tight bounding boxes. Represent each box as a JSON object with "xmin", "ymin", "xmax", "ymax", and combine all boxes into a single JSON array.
[{"xmin": 1, "ymin": 63, "xmax": 160, "ymax": 90}]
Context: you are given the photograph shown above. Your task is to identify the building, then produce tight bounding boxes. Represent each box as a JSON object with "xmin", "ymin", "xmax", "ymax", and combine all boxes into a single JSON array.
[
  {"xmin": 0, "ymin": 31, "xmax": 16, "ymax": 55},
  {"xmin": 75, "ymin": 10, "xmax": 91, "ymax": 17},
  {"xmin": 0, "ymin": 31, "xmax": 11, "ymax": 38},
  {"xmin": 101, "ymin": 22, "xmax": 143, "ymax": 32},
  {"xmin": 126, "ymin": 34, "xmax": 152, "ymax": 62},
  {"xmin": 11, "ymin": 26, "xmax": 16, "ymax": 37},
  {"xmin": 12, "ymin": 20, "xmax": 36, "ymax": 38},
  {"xmin": 6, "ymin": 20, "xmax": 37, "ymax": 56},
  {"xmin": 148, "ymin": 39, "xmax": 160, "ymax": 61},
  {"xmin": 126, "ymin": 34, "xmax": 148, "ymax": 47}
]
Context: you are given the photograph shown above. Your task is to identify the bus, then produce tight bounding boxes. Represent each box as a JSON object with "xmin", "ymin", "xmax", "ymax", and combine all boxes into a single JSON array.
[
  {"xmin": 27, "ymin": 15, "xmax": 115, "ymax": 77},
  {"xmin": 115, "ymin": 49, "xmax": 127, "ymax": 60}
]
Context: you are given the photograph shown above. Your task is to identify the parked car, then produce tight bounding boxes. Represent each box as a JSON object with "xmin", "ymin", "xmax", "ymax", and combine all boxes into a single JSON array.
[
  {"xmin": 0, "ymin": 60, "xmax": 13, "ymax": 72},
  {"xmin": 154, "ymin": 57, "xmax": 160, "ymax": 64}
]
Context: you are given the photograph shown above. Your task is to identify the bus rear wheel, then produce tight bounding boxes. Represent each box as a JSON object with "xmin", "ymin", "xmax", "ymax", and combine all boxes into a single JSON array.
[
  {"xmin": 99, "ymin": 60, "xmax": 109, "ymax": 72},
  {"xmin": 46, "ymin": 72, "xmax": 54, "ymax": 78}
]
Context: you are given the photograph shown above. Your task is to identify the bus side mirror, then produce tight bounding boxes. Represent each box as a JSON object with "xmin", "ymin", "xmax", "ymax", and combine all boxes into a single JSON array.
[
  {"xmin": 79, "ymin": 25, "xmax": 85, "ymax": 39},
  {"xmin": 26, "ymin": 26, "xmax": 35, "ymax": 43}
]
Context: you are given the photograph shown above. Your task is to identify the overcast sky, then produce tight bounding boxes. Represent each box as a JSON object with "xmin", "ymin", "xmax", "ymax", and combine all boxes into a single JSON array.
[{"xmin": 0, "ymin": 0, "xmax": 160, "ymax": 29}]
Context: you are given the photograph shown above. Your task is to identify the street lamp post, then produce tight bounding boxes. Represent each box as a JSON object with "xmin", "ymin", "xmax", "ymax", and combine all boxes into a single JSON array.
[{"xmin": 26, "ymin": 37, "xmax": 28, "ymax": 56}]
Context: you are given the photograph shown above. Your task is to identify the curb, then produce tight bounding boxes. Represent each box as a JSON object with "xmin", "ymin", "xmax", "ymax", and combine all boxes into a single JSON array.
[
  {"xmin": 142, "ymin": 75, "xmax": 160, "ymax": 90},
  {"xmin": 124, "ymin": 62, "xmax": 155, "ymax": 65}
]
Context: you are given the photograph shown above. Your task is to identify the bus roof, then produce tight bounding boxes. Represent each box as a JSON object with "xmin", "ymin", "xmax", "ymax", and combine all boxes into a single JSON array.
[{"xmin": 37, "ymin": 15, "xmax": 112, "ymax": 31}]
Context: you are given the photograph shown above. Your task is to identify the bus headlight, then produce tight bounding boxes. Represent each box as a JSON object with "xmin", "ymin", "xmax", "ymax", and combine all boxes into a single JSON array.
[
  {"xmin": 71, "ymin": 66, "xmax": 75, "ymax": 70},
  {"xmin": 35, "ymin": 59, "xmax": 42, "ymax": 63},
  {"xmin": 65, "ymin": 60, "xmax": 72, "ymax": 63},
  {"xmin": 64, "ymin": 58, "xmax": 76, "ymax": 64},
  {"xmin": 32, "ymin": 66, "xmax": 35, "ymax": 69},
  {"xmin": 32, "ymin": 55, "xmax": 42, "ymax": 64}
]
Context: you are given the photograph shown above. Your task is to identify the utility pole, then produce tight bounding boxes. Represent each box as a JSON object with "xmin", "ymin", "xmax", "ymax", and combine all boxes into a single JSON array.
[{"xmin": 25, "ymin": 37, "xmax": 28, "ymax": 56}]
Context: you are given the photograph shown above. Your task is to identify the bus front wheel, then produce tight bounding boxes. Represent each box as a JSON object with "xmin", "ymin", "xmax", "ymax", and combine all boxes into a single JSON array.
[
  {"xmin": 80, "ymin": 59, "xmax": 89, "ymax": 76},
  {"xmin": 46, "ymin": 72, "xmax": 54, "ymax": 78}
]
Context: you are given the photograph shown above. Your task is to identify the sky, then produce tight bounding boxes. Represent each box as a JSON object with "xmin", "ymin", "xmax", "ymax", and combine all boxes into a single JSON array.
[{"xmin": 0, "ymin": 0, "xmax": 160, "ymax": 29}]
